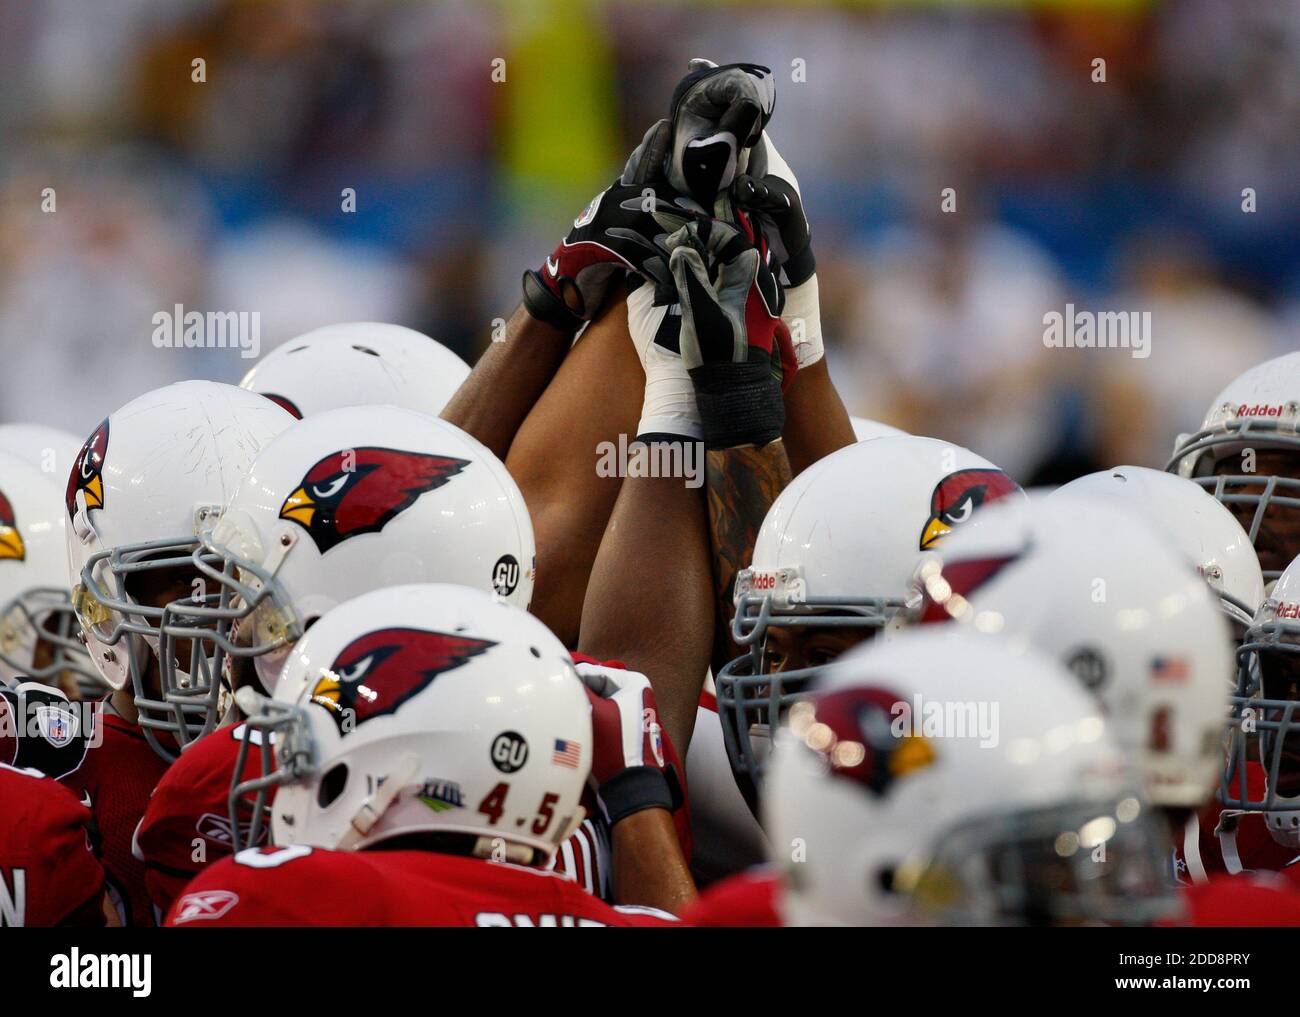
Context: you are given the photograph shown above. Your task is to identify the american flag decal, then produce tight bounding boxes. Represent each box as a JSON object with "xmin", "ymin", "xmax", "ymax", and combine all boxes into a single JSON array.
[
  {"xmin": 1151, "ymin": 657, "xmax": 1189, "ymax": 683},
  {"xmin": 552, "ymin": 738, "xmax": 582, "ymax": 769}
]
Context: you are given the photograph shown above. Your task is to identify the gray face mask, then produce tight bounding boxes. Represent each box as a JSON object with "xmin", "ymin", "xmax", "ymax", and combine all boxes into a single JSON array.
[{"xmin": 667, "ymin": 61, "xmax": 775, "ymax": 206}]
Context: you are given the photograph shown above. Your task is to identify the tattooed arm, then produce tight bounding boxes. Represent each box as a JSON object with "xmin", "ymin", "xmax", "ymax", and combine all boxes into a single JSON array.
[{"xmin": 706, "ymin": 440, "xmax": 793, "ymax": 674}]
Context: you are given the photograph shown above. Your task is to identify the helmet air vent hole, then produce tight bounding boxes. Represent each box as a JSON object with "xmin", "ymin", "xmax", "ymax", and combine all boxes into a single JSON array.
[{"xmin": 318, "ymin": 763, "xmax": 349, "ymax": 808}]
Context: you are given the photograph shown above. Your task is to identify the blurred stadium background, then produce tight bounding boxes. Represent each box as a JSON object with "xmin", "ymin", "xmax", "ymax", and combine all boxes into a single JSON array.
[{"xmin": 1, "ymin": 0, "xmax": 1297, "ymax": 483}]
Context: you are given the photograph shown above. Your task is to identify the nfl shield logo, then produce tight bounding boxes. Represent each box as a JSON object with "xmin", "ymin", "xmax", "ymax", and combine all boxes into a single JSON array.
[
  {"xmin": 36, "ymin": 704, "xmax": 78, "ymax": 748},
  {"xmin": 574, "ymin": 192, "xmax": 603, "ymax": 228},
  {"xmin": 648, "ymin": 720, "xmax": 665, "ymax": 768}
]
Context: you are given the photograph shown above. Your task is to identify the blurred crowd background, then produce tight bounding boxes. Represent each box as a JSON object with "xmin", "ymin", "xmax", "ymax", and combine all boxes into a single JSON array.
[{"xmin": 1, "ymin": 0, "xmax": 1298, "ymax": 483}]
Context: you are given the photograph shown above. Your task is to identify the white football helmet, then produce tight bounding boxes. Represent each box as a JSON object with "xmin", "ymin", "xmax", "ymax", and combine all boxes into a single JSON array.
[
  {"xmin": 66, "ymin": 382, "xmax": 295, "ymax": 758},
  {"xmin": 158, "ymin": 406, "xmax": 535, "ymax": 734},
  {"xmin": 0, "ymin": 451, "xmax": 100, "ymax": 695},
  {"xmin": 239, "ymin": 322, "xmax": 470, "ymax": 419},
  {"xmin": 1054, "ymin": 466, "xmax": 1264, "ymax": 631},
  {"xmin": 764, "ymin": 628, "xmax": 1176, "ymax": 926},
  {"xmin": 915, "ymin": 493, "xmax": 1233, "ymax": 810},
  {"xmin": 849, "ymin": 417, "xmax": 907, "ymax": 442},
  {"xmin": 0, "ymin": 424, "xmax": 83, "ymax": 483},
  {"xmin": 1168, "ymin": 352, "xmax": 1300, "ymax": 581},
  {"xmin": 231, "ymin": 583, "xmax": 589, "ymax": 863},
  {"xmin": 1224, "ymin": 553, "xmax": 1300, "ymax": 844},
  {"xmin": 718, "ymin": 435, "xmax": 1021, "ymax": 791}
]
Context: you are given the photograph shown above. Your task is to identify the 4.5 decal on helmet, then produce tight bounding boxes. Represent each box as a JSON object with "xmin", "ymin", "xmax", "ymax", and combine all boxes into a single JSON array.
[
  {"xmin": 0, "ymin": 489, "xmax": 24, "ymax": 561},
  {"xmin": 279, "ymin": 447, "xmax": 470, "ymax": 554},
  {"xmin": 309, "ymin": 627, "xmax": 495, "ymax": 733},
  {"xmin": 66, "ymin": 419, "xmax": 109, "ymax": 519},
  {"xmin": 919, "ymin": 469, "xmax": 1020, "ymax": 549}
]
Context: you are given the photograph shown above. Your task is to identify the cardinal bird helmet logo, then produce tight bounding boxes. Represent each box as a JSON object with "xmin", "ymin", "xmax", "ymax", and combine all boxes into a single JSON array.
[
  {"xmin": 0, "ymin": 489, "xmax": 24, "ymax": 562},
  {"xmin": 797, "ymin": 686, "xmax": 936, "ymax": 798},
  {"xmin": 918, "ymin": 468, "xmax": 1020, "ymax": 549},
  {"xmin": 309, "ymin": 627, "xmax": 496, "ymax": 733},
  {"xmin": 66, "ymin": 419, "xmax": 109, "ymax": 520},
  {"xmin": 279, "ymin": 447, "xmax": 470, "ymax": 554}
]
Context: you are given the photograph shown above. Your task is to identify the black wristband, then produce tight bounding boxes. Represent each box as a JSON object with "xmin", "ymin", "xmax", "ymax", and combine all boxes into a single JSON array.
[
  {"xmin": 521, "ymin": 269, "xmax": 583, "ymax": 334},
  {"xmin": 689, "ymin": 360, "xmax": 785, "ymax": 449},
  {"xmin": 784, "ymin": 244, "xmax": 816, "ymax": 288},
  {"xmin": 599, "ymin": 765, "xmax": 674, "ymax": 826},
  {"xmin": 633, "ymin": 432, "xmax": 700, "ymax": 446}
]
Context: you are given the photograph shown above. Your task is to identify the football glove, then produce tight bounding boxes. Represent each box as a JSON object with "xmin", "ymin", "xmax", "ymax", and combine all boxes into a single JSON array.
[{"xmin": 665, "ymin": 215, "xmax": 797, "ymax": 449}]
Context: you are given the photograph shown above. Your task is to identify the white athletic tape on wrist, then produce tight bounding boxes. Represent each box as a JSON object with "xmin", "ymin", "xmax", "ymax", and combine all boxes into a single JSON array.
[
  {"xmin": 782, "ymin": 273, "xmax": 824, "ymax": 368},
  {"xmin": 627, "ymin": 282, "xmax": 703, "ymax": 439}
]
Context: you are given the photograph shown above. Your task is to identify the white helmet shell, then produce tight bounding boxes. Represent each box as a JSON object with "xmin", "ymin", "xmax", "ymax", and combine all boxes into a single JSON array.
[
  {"xmin": 718, "ymin": 435, "xmax": 1021, "ymax": 789},
  {"xmin": 764, "ymin": 627, "xmax": 1172, "ymax": 926},
  {"xmin": 1054, "ymin": 466, "xmax": 1264, "ymax": 629},
  {"xmin": 239, "ymin": 322, "xmax": 470, "ymax": 419},
  {"xmin": 915, "ymin": 493, "xmax": 1233, "ymax": 809},
  {"xmin": 849, "ymin": 417, "xmax": 907, "ymax": 442},
  {"xmin": 0, "ymin": 424, "xmax": 83, "ymax": 483},
  {"xmin": 745, "ymin": 435, "xmax": 1021, "ymax": 608},
  {"xmin": 258, "ymin": 583, "xmax": 589, "ymax": 862},
  {"xmin": 1168, "ymin": 352, "xmax": 1300, "ymax": 581},
  {"xmin": 170, "ymin": 406, "xmax": 535, "ymax": 694},
  {"xmin": 66, "ymin": 382, "xmax": 294, "ymax": 717},
  {"xmin": 0, "ymin": 451, "xmax": 99, "ymax": 692}
]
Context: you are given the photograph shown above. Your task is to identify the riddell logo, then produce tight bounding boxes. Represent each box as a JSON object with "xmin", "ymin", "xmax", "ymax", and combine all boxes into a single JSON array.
[
  {"xmin": 1275, "ymin": 602, "xmax": 1300, "ymax": 620},
  {"xmin": 1237, "ymin": 404, "xmax": 1287, "ymax": 417}
]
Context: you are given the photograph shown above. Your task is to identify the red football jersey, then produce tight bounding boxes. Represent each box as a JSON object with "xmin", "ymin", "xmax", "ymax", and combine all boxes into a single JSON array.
[
  {"xmin": 134, "ymin": 722, "xmax": 272, "ymax": 915},
  {"xmin": 0, "ymin": 763, "xmax": 105, "ymax": 927},
  {"xmin": 166, "ymin": 847, "xmax": 677, "ymax": 927},
  {"xmin": 1176, "ymin": 875, "xmax": 1300, "ymax": 926},
  {"xmin": 1176, "ymin": 762, "xmax": 1300, "ymax": 882},
  {"xmin": 59, "ymin": 703, "xmax": 169, "ymax": 927},
  {"xmin": 135, "ymin": 720, "xmax": 617, "ymax": 904},
  {"xmin": 681, "ymin": 869, "xmax": 784, "ymax": 927}
]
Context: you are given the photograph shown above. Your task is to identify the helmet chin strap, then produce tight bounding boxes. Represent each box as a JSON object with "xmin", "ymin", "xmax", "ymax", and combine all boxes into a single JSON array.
[
  {"xmin": 334, "ymin": 752, "xmax": 420, "ymax": 852},
  {"xmin": 472, "ymin": 838, "xmax": 536, "ymax": 865},
  {"xmin": 470, "ymin": 804, "xmax": 587, "ymax": 866},
  {"xmin": 142, "ymin": 629, "xmax": 196, "ymax": 690}
]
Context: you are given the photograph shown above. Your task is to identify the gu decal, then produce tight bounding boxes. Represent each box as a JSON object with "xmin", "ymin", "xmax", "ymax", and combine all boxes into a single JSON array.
[
  {"xmin": 0, "ymin": 490, "xmax": 24, "ymax": 562},
  {"xmin": 492, "ymin": 554, "xmax": 520, "ymax": 597},
  {"xmin": 279, "ymin": 447, "xmax": 470, "ymax": 554},
  {"xmin": 309, "ymin": 627, "xmax": 495, "ymax": 733},
  {"xmin": 919, "ymin": 469, "xmax": 1020, "ymax": 549},
  {"xmin": 66, "ymin": 419, "xmax": 109, "ymax": 519}
]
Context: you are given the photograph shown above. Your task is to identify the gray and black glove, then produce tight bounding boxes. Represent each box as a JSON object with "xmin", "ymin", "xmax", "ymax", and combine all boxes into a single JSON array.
[{"xmin": 664, "ymin": 217, "xmax": 797, "ymax": 449}]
